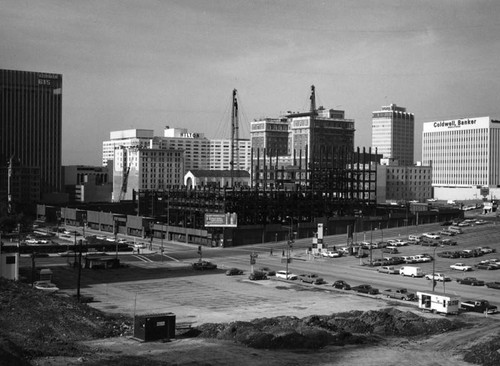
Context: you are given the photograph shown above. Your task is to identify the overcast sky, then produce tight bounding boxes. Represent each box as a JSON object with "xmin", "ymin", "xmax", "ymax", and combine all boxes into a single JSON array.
[{"xmin": 1, "ymin": 0, "xmax": 500, "ymax": 165}]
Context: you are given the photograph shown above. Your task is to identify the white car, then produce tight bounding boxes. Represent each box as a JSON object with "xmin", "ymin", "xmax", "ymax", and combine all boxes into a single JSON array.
[
  {"xmin": 328, "ymin": 251, "xmax": 342, "ymax": 258},
  {"xmin": 425, "ymin": 273, "xmax": 451, "ymax": 281},
  {"xmin": 275, "ymin": 270, "xmax": 298, "ymax": 280},
  {"xmin": 33, "ymin": 281, "xmax": 59, "ymax": 292},
  {"xmin": 450, "ymin": 263, "xmax": 473, "ymax": 271},
  {"xmin": 423, "ymin": 233, "xmax": 440, "ymax": 240}
]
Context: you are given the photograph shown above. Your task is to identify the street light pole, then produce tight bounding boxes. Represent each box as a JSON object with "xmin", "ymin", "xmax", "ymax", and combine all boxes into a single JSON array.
[
  {"xmin": 432, "ymin": 246, "xmax": 438, "ymax": 292},
  {"xmin": 161, "ymin": 222, "xmax": 164, "ymax": 262}
]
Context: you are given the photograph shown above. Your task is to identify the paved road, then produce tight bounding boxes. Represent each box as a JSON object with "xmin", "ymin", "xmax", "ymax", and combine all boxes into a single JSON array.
[{"xmin": 23, "ymin": 214, "xmax": 500, "ymax": 325}]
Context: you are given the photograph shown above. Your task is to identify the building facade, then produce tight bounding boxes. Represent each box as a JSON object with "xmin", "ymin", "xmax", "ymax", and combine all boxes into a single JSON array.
[
  {"xmin": 102, "ymin": 129, "xmax": 155, "ymax": 165},
  {"xmin": 158, "ymin": 128, "xmax": 210, "ymax": 171},
  {"xmin": 0, "ymin": 69, "xmax": 62, "ymax": 206},
  {"xmin": 62, "ymin": 165, "xmax": 112, "ymax": 203},
  {"xmin": 112, "ymin": 146, "xmax": 184, "ymax": 201},
  {"xmin": 250, "ymin": 117, "xmax": 289, "ymax": 157},
  {"xmin": 250, "ymin": 106, "xmax": 355, "ymax": 170},
  {"xmin": 372, "ymin": 104, "xmax": 415, "ymax": 166},
  {"xmin": 422, "ymin": 116, "xmax": 500, "ymax": 200},
  {"xmin": 377, "ymin": 162, "xmax": 433, "ymax": 203},
  {"xmin": 209, "ymin": 138, "xmax": 251, "ymax": 171}
]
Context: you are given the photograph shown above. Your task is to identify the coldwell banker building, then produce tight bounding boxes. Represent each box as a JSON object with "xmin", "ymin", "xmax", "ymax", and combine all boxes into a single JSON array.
[{"xmin": 422, "ymin": 116, "xmax": 500, "ymax": 200}]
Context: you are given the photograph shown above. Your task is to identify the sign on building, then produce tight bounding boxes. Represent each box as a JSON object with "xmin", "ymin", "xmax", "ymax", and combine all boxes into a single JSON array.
[{"xmin": 204, "ymin": 213, "xmax": 238, "ymax": 228}]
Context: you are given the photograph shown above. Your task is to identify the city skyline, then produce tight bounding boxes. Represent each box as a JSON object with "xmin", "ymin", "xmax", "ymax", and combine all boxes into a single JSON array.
[{"xmin": 1, "ymin": 0, "xmax": 500, "ymax": 165}]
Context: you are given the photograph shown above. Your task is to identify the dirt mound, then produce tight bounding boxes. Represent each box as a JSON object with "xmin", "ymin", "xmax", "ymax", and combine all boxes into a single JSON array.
[
  {"xmin": 0, "ymin": 277, "xmax": 132, "ymax": 363},
  {"xmin": 196, "ymin": 307, "xmax": 465, "ymax": 350}
]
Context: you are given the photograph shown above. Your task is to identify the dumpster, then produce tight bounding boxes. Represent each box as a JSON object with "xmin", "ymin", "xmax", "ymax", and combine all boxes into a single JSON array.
[{"xmin": 134, "ymin": 313, "xmax": 176, "ymax": 341}]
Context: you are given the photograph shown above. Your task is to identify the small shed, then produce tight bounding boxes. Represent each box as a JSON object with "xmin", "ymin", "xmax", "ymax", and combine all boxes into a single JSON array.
[{"xmin": 134, "ymin": 313, "xmax": 176, "ymax": 342}]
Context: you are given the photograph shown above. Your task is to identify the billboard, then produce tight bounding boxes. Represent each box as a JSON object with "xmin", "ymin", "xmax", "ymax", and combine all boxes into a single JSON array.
[{"xmin": 204, "ymin": 213, "xmax": 238, "ymax": 228}]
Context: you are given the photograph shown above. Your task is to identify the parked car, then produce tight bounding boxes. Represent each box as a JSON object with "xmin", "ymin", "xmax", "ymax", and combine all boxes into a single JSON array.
[
  {"xmin": 439, "ymin": 230, "xmax": 455, "ymax": 236},
  {"xmin": 249, "ymin": 271, "xmax": 267, "ymax": 281},
  {"xmin": 192, "ymin": 261, "xmax": 217, "ymax": 270},
  {"xmin": 456, "ymin": 277, "xmax": 484, "ymax": 286},
  {"xmin": 377, "ymin": 266, "xmax": 398, "ymax": 274},
  {"xmin": 425, "ymin": 273, "xmax": 451, "ymax": 282},
  {"xmin": 275, "ymin": 270, "xmax": 298, "ymax": 280},
  {"xmin": 475, "ymin": 262, "xmax": 499, "ymax": 270},
  {"xmin": 382, "ymin": 247, "xmax": 399, "ymax": 254},
  {"xmin": 386, "ymin": 256, "xmax": 405, "ymax": 265},
  {"xmin": 225, "ymin": 268, "xmax": 244, "ymax": 276},
  {"xmin": 327, "ymin": 251, "xmax": 343, "ymax": 258},
  {"xmin": 423, "ymin": 233, "xmax": 440, "ymax": 239},
  {"xmin": 485, "ymin": 281, "xmax": 500, "ymax": 289},
  {"xmin": 299, "ymin": 273, "xmax": 325, "ymax": 284},
  {"xmin": 33, "ymin": 281, "xmax": 59, "ymax": 292},
  {"xmin": 439, "ymin": 239, "xmax": 457, "ymax": 246},
  {"xmin": 332, "ymin": 280, "xmax": 351, "ymax": 290},
  {"xmin": 414, "ymin": 254, "xmax": 432, "ymax": 263},
  {"xmin": 383, "ymin": 288, "xmax": 416, "ymax": 301},
  {"xmin": 351, "ymin": 284, "xmax": 379, "ymax": 295},
  {"xmin": 450, "ymin": 263, "xmax": 473, "ymax": 271},
  {"xmin": 478, "ymin": 247, "xmax": 495, "ymax": 254},
  {"xmin": 408, "ymin": 234, "xmax": 422, "ymax": 243},
  {"xmin": 437, "ymin": 251, "xmax": 460, "ymax": 258}
]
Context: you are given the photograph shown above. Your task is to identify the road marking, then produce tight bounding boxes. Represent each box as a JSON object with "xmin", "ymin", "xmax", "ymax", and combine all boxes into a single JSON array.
[
  {"xmin": 162, "ymin": 253, "xmax": 180, "ymax": 262},
  {"xmin": 134, "ymin": 255, "xmax": 153, "ymax": 262}
]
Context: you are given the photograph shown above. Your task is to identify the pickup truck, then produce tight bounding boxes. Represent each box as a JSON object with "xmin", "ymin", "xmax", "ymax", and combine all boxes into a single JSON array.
[
  {"xmin": 383, "ymin": 288, "xmax": 416, "ymax": 301},
  {"xmin": 460, "ymin": 300, "xmax": 498, "ymax": 314}
]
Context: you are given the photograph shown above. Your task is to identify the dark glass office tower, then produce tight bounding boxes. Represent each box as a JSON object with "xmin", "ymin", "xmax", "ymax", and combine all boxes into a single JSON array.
[{"xmin": 0, "ymin": 69, "xmax": 62, "ymax": 204}]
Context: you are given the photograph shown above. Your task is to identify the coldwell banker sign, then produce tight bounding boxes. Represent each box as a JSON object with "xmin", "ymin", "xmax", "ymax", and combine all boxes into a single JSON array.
[{"xmin": 424, "ymin": 116, "xmax": 490, "ymax": 132}]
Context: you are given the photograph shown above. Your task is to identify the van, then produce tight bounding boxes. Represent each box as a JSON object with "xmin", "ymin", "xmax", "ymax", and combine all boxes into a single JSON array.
[
  {"xmin": 448, "ymin": 226, "xmax": 463, "ymax": 234},
  {"xmin": 399, "ymin": 266, "xmax": 424, "ymax": 277}
]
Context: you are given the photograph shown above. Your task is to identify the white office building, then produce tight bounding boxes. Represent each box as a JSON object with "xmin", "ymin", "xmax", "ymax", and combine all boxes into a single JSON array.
[
  {"xmin": 209, "ymin": 139, "xmax": 251, "ymax": 171},
  {"xmin": 422, "ymin": 116, "xmax": 500, "ymax": 200},
  {"xmin": 102, "ymin": 129, "xmax": 155, "ymax": 165},
  {"xmin": 112, "ymin": 146, "xmax": 184, "ymax": 201}
]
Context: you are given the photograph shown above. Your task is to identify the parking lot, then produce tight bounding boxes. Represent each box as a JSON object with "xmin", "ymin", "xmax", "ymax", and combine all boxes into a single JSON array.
[{"xmin": 29, "ymin": 211, "xmax": 500, "ymax": 326}]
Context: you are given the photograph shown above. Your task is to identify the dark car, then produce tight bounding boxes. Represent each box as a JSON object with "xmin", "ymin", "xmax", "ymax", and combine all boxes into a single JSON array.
[
  {"xmin": 351, "ymin": 284, "xmax": 379, "ymax": 295},
  {"xmin": 456, "ymin": 277, "xmax": 485, "ymax": 286},
  {"xmin": 440, "ymin": 239, "xmax": 457, "ymax": 246},
  {"xmin": 225, "ymin": 268, "xmax": 244, "ymax": 276},
  {"xmin": 249, "ymin": 271, "xmax": 267, "ymax": 281},
  {"xmin": 486, "ymin": 282, "xmax": 500, "ymax": 289},
  {"xmin": 386, "ymin": 256, "xmax": 405, "ymax": 265},
  {"xmin": 332, "ymin": 280, "xmax": 351, "ymax": 290},
  {"xmin": 192, "ymin": 261, "xmax": 217, "ymax": 270},
  {"xmin": 475, "ymin": 263, "xmax": 499, "ymax": 270},
  {"xmin": 437, "ymin": 251, "xmax": 460, "ymax": 258}
]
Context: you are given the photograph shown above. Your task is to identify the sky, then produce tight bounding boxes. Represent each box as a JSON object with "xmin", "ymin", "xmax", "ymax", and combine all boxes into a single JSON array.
[{"xmin": 1, "ymin": 0, "xmax": 500, "ymax": 165}]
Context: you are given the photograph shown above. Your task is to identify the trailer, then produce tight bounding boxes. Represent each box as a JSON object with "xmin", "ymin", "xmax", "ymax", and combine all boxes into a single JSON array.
[{"xmin": 417, "ymin": 291, "xmax": 460, "ymax": 315}]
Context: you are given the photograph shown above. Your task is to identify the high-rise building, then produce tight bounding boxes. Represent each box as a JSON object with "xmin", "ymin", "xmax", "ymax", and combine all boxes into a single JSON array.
[
  {"xmin": 209, "ymin": 138, "xmax": 251, "ymax": 171},
  {"xmin": 422, "ymin": 116, "xmax": 500, "ymax": 200},
  {"xmin": 0, "ymin": 69, "xmax": 62, "ymax": 207},
  {"xmin": 250, "ymin": 107, "xmax": 355, "ymax": 166},
  {"xmin": 372, "ymin": 104, "xmax": 414, "ymax": 165}
]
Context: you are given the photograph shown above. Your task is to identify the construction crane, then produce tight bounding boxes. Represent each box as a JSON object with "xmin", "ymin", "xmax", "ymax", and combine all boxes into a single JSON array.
[
  {"xmin": 119, "ymin": 164, "xmax": 131, "ymax": 201},
  {"xmin": 119, "ymin": 148, "xmax": 131, "ymax": 201}
]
